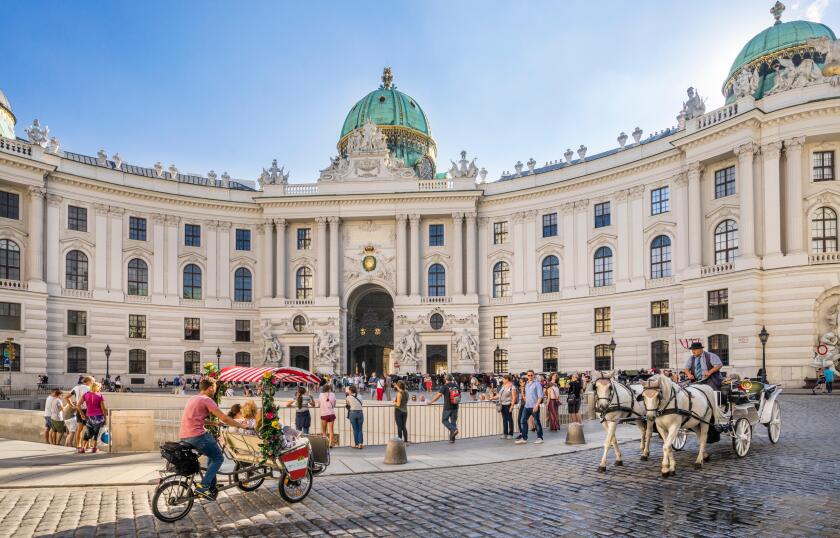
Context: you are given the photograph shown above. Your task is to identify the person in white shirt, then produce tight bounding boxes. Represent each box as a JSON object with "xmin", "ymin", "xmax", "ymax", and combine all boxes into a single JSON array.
[
  {"xmin": 224, "ymin": 386, "xmax": 235, "ymax": 397},
  {"xmin": 48, "ymin": 389, "xmax": 66, "ymax": 445},
  {"xmin": 43, "ymin": 392, "xmax": 55, "ymax": 444}
]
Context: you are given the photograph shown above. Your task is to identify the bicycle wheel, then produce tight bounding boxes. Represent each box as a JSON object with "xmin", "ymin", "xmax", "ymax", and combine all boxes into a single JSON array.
[
  {"xmin": 234, "ymin": 462, "xmax": 266, "ymax": 492},
  {"xmin": 278, "ymin": 469, "xmax": 312, "ymax": 503},
  {"xmin": 152, "ymin": 479, "xmax": 194, "ymax": 523}
]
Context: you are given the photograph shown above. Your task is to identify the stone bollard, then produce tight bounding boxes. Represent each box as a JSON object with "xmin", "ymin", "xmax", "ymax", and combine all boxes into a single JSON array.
[
  {"xmin": 383, "ymin": 437, "xmax": 407, "ymax": 465},
  {"xmin": 565, "ymin": 422, "xmax": 586, "ymax": 445}
]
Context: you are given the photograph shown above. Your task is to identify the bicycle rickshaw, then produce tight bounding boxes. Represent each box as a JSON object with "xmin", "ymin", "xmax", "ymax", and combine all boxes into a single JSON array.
[{"xmin": 152, "ymin": 366, "xmax": 329, "ymax": 522}]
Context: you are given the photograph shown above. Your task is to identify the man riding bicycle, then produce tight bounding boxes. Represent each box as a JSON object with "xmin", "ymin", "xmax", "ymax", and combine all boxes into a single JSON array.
[{"xmin": 179, "ymin": 378, "xmax": 244, "ymax": 499}]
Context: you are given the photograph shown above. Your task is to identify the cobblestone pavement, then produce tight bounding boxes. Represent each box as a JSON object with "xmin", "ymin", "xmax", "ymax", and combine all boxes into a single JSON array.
[{"xmin": 0, "ymin": 394, "xmax": 837, "ymax": 538}]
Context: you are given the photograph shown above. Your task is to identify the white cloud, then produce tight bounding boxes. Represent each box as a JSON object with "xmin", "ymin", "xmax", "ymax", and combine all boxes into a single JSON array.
[{"xmin": 804, "ymin": 0, "xmax": 830, "ymax": 22}]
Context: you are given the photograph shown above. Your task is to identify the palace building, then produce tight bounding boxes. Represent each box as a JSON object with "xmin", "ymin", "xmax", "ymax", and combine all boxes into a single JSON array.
[{"xmin": 1, "ymin": 4, "xmax": 840, "ymax": 387}]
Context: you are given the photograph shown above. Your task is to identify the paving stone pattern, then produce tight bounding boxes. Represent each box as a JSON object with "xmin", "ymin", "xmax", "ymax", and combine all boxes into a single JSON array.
[{"xmin": 0, "ymin": 395, "xmax": 837, "ymax": 537}]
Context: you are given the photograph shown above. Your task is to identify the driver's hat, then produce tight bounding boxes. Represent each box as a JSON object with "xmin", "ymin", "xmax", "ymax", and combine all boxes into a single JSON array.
[{"xmin": 689, "ymin": 342, "xmax": 704, "ymax": 350}]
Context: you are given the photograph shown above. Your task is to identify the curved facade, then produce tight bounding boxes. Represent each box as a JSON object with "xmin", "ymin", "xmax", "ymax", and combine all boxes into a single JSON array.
[{"xmin": 2, "ymin": 9, "xmax": 840, "ymax": 387}]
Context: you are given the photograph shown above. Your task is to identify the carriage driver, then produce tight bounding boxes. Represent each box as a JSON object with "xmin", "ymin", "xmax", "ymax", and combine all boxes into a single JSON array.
[{"xmin": 683, "ymin": 341, "xmax": 724, "ymax": 391}]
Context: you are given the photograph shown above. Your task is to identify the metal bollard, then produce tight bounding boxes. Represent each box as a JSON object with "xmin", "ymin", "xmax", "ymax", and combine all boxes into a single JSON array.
[{"xmin": 565, "ymin": 422, "xmax": 586, "ymax": 445}]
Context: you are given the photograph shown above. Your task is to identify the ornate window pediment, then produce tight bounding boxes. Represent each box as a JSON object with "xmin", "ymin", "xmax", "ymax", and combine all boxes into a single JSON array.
[
  {"xmin": 122, "ymin": 244, "xmax": 153, "ymax": 259},
  {"xmin": 643, "ymin": 220, "xmax": 676, "ymax": 239},
  {"xmin": 704, "ymin": 203, "xmax": 739, "ymax": 223},
  {"xmin": 536, "ymin": 241, "xmax": 564, "ymax": 256},
  {"xmin": 59, "ymin": 236, "xmax": 95, "ymax": 251},
  {"xmin": 806, "ymin": 188, "xmax": 840, "ymax": 213},
  {"xmin": 587, "ymin": 231, "xmax": 617, "ymax": 246},
  {"xmin": 0, "ymin": 225, "xmax": 28, "ymax": 243}
]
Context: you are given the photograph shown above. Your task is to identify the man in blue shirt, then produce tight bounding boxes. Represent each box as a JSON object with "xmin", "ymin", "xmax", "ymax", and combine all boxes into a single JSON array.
[
  {"xmin": 515, "ymin": 370, "xmax": 544, "ymax": 444},
  {"xmin": 683, "ymin": 342, "xmax": 723, "ymax": 390},
  {"xmin": 824, "ymin": 366, "xmax": 835, "ymax": 393}
]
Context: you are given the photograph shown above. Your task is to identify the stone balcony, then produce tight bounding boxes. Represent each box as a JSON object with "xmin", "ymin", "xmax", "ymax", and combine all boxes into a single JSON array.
[
  {"xmin": 0, "ymin": 279, "xmax": 27, "ymax": 290},
  {"xmin": 179, "ymin": 298, "xmax": 204, "ymax": 307},
  {"xmin": 284, "ymin": 298, "xmax": 313, "ymax": 306},
  {"xmin": 126, "ymin": 294, "xmax": 152, "ymax": 304},
  {"xmin": 589, "ymin": 284, "xmax": 615, "ymax": 296},
  {"xmin": 61, "ymin": 288, "xmax": 93, "ymax": 298},
  {"xmin": 537, "ymin": 291, "xmax": 562, "ymax": 301},
  {"xmin": 417, "ymin": 179, "xmax": 454, "ymax": 191},
  {"xmin": 645, "ymin": 276, "xmax": 674, "ymax": 288},
  {"xmin": 0, "ymin": 138, "xmax": 33, "ymax": 157},
  {"xmin": 809, "ymin": 251, "xmax": 840, "ymax": 265},
  {"xmin": 488, "ymin": 296, "xmax": 512, "ymax": 305},
  {"xmin": 701, "ymin": 262, "xmax": 734, "ymax": 277},
  {"xmin": 232, "ymin": 301, "xmax": 256, "ymax": 309},
  {"xmin": 420, "ymin": 296, "xmax": 452, "ymax": 304}
]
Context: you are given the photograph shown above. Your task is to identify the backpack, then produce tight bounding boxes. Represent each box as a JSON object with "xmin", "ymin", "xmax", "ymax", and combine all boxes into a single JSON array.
[{"xmin": 448, "ymin": 384, "xmax": 461, "ymax": 405}]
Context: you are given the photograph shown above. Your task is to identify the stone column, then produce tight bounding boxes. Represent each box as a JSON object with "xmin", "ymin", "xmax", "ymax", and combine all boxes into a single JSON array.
[
  {"xmin": 574, "ymin": 201, "xmax": 589, "ymax": 288},
  {"xmin": 108, "ymin": 208, "xmax": 124, "ymax": 293},
  {"xmin": 409, "ymin": 214, "xmax": 421, "ymax": 296},
  {"xmin": 206, "ymin": 221, "xmax": 218, "ymax": 299},
  {"xmin": 465, "ymin": 212, "xmax": 477, "ymax": 295},
  {"xmin": 27, "ymin": 187, "xmax": 45, "ymax": 283},
  {"xmin": 45, "ymin": 194, "xmax": 61, "ymax": 290},
  {"xmin": 165, "ymin": 216, "xmax": 179, "ymax": 296},
  {"xmin": 316, "ymin": 217, "xmax": 328, "ymax": 298},
  {"xmin": 152, "ymin": 215, "xmax": 165, "ymax": 298},
  {"xmin": 94, "ymin": 204, "xmax": 109, "ymax": 292},
  {"xmin": 328, "ymin": 216, "xmax": 340, "ymax": 298},
  {"xmin": 734, "ymin": 143, "xmax": 756, "ymax": 258},
  {"xmin": 561, "ymin": 203, "xmax": 575, "ymax": 291},
  {"xmin": 674, "ymin": 171, "xmax": 689, "ymax": 272},
  {"xmin": 784, "ymin": 137, "xmax": 806, "ymax": 254},
  {"xmin": 217, "ymin": 221, "xmax": 231, "ymax": 300},
  {"xmin": 512, "ymin": 212, "xmax": 525, "ymax": 294},
  {"xmin": 274, "ymin": 218, "xmax": 285, "ymax": 299},
  {"xmin": 451, "ymin": 212, "xmax": 464, "ymax": 296},
  {"xmin": 261, "ymin": 220, "xmax": 274, "ymax": 299},
  {"xmin": 762, "ymin": 141, "xmax": 783, "ymax": 257},
  {"xmin": 687, "ymin": 164, "xmax": 703, "ymax": 267},
  {"xmin": 629, "ymin": 186, "xmax": 645, "ymax": 280},
  {"xmin": 477, "ymin": 217, "xmax": 489, "ymax": 298},
  {"xmin": 615, "ymin": 191, "xmax": 630, "ymax": 282},
  {"xmin": 396, "ymin": 215, "xmax": 408, "ymax": 296},
  {"xmin": 524, "ymin": 210, "xmax": 537, "ymax": 294}
]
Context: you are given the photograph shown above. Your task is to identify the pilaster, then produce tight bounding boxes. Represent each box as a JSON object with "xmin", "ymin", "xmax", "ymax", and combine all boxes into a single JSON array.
[
  {"xmin": 315, "ymin": 217, "xmax": 328, "ymax": 298},
  {"xmin": 451, "ymin": 212, "xmax": 464, "ymax": 296},
  {"xmin": 465, "ymin": 212, "xmax": 477, "ymax": 296},
  {"xmin": 26, "ymin": 186, "xmax": 45, "ymax": 288},
  {"xmin": 328, "ymin": 216, "xmax": 340, "ymax": 298},
  {"xmin": 761, "ymin": 141, "xmax": 784, "ymax": 263}
]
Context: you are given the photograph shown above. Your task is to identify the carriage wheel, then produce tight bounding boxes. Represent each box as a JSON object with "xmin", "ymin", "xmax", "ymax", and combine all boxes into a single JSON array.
[
  {"xmin": 152, "ymin": 479, "xmax": 194, "ymax": 523},
  {"xmin": 278, "ymin": 469, "xmax": 313, "ymax": 503},
  {"xmin": 766, "ymin": 400, "xmax": 781, "ymax": 444},
  {"xmin": 732, "ymin": 418, "xmax": 752, "ymax": 458},
  {"xmin": 234, "ymin": 462, "xmax": 266, "ymax": 492},
  {"xmin": 672, "ymin": 430, "xmax": 688, "ymax": 451}
]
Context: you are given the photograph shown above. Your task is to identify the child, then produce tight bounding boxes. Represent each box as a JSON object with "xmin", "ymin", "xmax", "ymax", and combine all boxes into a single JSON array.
[{"xmin": 240, "ymin": 400, "xmax": 259, "ymax": 434}]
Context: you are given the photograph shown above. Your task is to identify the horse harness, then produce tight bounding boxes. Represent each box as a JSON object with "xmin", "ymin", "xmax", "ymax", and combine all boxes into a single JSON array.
[
  {"xmin": 596, "ymin": 379, "xmax": 645, "ymax": 423},
  {"xmin": 655, "ymin": 382, "xmax": 715, "ymax": 426}
]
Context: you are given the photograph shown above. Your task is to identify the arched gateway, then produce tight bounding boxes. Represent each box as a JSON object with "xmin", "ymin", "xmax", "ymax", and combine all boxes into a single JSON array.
[{"xmin": 346, "ymin": 284, "xmax": 394, "ymax": 376}]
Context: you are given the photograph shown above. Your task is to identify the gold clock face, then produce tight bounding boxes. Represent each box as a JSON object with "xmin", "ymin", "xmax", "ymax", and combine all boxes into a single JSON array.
[{"xmin": 362, "ymin": 255, "xmax": 377, "ymax": 272}]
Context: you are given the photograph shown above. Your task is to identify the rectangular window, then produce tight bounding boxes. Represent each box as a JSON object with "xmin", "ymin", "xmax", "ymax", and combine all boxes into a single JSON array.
[
  {"xmin": 542, "ymin": 312, "xmax": 558, "ymax": 337},
  {"xmin": 129, "ymin": 314, "xmax": 147, "ymax": 339},
  {"xmin": 184, "ymin": 317, "xmax": 201, "ymax": 340},
  {"xmin": 493, "ymin": 349, "xmax": 508, "ymax": 374},
  {"xmin": 651, "ymin": 300, "xmax": 669, "ymax": 328},
  {"xmin": 493, "ymin": 316, "xmax": 509, "ymax": 339},
  {"xmin": 542, "ymin": 348, "xmax": 558, "ymax": 372},
  {"xmin": 0, "ymin": 302, "xmax": 21, "ymax": 330},
  {"xmin": 235, "ymin": 228, "xmax": 251, "ymax": 251},
  {"xmin": 707, "ymin": 289, "xmax": 729, "ymax": 321},
  {"xmin": 67, "ymin": 310, "xmax": 87, "ymax": 336},
  {"xmin": 429, "ymin": 224, "xmax": 445, "ymax": 246},
  {"xmin": 493, "ymin": 221, "xmax": 508, "ymax": 244},
  {"xmin": 297, "ymin": 228, "xmax": 311, "ymax": 250},
  {"xmin": 594, "ymin": 307, "xmax": 612, "ymax": 333},
  {"xmin": 594, "ymin": 202, "xmax": 611, "ymax": 228},
  {"xmin": 128, "ymin": 349, "xmax": 146, "ymax": 374},
  {"xmin": 68, "ymin": 205, "xmax": 87, "ymax": 232},
  {"xmin": 542, "ymin": 213, "xmax": 558, "ymax": 237},
  {"xmin": 235, "ymin": 320, "xmax": 251, "ymax": 342},
  {"xmin": 0, "ymin": 191, "xmax": 20, "ymax": 220},
  {"xmin": 129, "ymin": 216, "xmax": 147, "ymax": 241},
  {"xmin": 714, "ymin": 166, "xmax": 736, "ymax": 198},
  {"xmin": 651, "ymin": 187, "xmax": 670, "ymax": 215},
  {"xmin": 185, "ymin": 224, "xmax": 201, "ymax": 247},
  {"xmin": 814, "ymin": 151, "xmax": 835, "ymax": 181}
]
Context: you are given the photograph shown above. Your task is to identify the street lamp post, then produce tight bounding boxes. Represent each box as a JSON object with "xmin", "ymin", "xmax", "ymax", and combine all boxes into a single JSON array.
[
  {"xmin": 609, "ymin": 338, "xmax": 617, "ymax": 371},
  {"xmin": 216, "ymin": 347, "xmax": 222, "ymax": 371},
  {"xmin": 494, "ymin": 344, "xmax": 501, "ymax": 374},
  {"xmin": 104, "ymin": 344, "xmax": 111, "ymax": 386},
  {"xmin": 758, "ymin": 326, "xmax": 769, "ymax": 383}
]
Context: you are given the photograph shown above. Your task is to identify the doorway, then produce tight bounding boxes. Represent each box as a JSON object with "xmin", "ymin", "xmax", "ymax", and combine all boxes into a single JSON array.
[
  {"xmin": 347, "ymin": 285, "xmax": 394, "ymax": 376},
  {"xmin": 290, "ymin": 346, "xmax": 310, "ymax": 370},
  {"xmin": 426, "ymin": 344, "xmax": 448, "ymax": 375}
]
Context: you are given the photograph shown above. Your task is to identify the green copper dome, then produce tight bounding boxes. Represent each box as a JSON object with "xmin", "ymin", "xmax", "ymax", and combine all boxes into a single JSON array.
[{"xmin": 0, "ymin": 89, "xmax": 16, "ymax": 140}]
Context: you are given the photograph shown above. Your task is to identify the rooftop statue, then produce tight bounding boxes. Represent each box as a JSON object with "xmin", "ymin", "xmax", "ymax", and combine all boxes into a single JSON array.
[
  {"xmin": 448, "ymin": 150, "xmax": 478, "ymax": 178},
  {"xmin": 808, "ymin": 35, "xmax": 840, "ymax": 80},
  {"xmin": 733, "ymin": 67, "xmax": 761, "ymax": 99},
  {"xmin": 25, "ymin": 119, "xmax": 49, "ymax": 147},
  {"xmin": 260, "ymin": 159, "xmax": 289, "ymax": 185},
  {"xmin": 769, "ymin": 57, "xmax": 823, "ymax": 94},
  {"xmin": 678, "ymin": 87, "xmax": 706, "ymax": 123}
]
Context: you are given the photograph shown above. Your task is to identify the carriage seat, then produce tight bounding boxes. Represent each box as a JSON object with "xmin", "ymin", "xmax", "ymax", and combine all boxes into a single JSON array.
[{"xmin": 223, "ymin": 432, "xmax": 264, "ymax": 464}]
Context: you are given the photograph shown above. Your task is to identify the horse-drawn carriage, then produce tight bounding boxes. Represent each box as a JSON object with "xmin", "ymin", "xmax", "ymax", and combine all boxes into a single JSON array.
[{"xmin": 152, "ymin": 366, "xmax": 329, "ymax": 523}]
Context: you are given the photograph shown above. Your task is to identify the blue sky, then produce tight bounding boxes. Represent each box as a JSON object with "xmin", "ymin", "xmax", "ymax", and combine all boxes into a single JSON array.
[{"xmin": 2, "ymin": 0, "xmax": 838, "ymax": 183}]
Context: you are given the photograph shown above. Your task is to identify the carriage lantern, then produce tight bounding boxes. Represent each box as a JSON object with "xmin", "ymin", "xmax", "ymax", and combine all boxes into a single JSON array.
[
  {"xmin": 216, "ymin": 347, "xmax": 222, "ymax": 371},
  {"xmin": 758, "ymin": 326, "xmax": 769, "ymax": 383},
  {"xmin": 609, "ymin": 338, "xmax": 616, "ymax": 371}
]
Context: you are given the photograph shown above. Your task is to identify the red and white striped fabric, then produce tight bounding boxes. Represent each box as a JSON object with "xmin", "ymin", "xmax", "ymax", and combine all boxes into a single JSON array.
[{"xmin": 218, "ymin": 366, "xmax": 320, "ymax": 385}]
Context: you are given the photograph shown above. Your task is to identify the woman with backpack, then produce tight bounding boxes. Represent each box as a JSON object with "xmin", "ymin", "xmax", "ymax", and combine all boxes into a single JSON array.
[
  {"xmin": 345, "ymin": 385, "xmax": 364, "ymax": 448},
  {"xmin": 425, "ymin": 373, "xmax": 460, "ymax": 443}
]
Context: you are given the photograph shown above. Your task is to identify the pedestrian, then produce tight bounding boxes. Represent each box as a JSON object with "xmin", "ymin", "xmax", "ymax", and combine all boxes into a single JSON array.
[
  {"xmin": 317, "ymin": 384, "xmax": 337, "ymax": 447},
  {"xmin": 567, "ymin": 373, "xmax": 583, "ymax": 424},
  {"xmin": 345, "ymin": 385, "xmax": 364, "ymax": 448},
  {"xmin": 80, "ymin": 382, "xmax": 108, "ymax": 453},
  {"xmin": 43, "ymin": 389, "xmax": 56, "ymax": 444},
  {"xmin": 515, "ymin": 370, "xmax": 544, "ymax": 444},
  {"xmin": 173, "ymin": 374, "xmax": 181, "ymax": 395},
  {"xmin": 424, "ymin": 375, "xmax": 433, "ymax": 392},
  {"xmin": 65, "ymin": 376, "xmax": 93, "ymax": 451},
  {"xmin": 394, "ymin": 380, "xmax": 409, "ymax": 443},
  {"xmin": 491, "ymin": 374, "xmax": 516, "ymax": 439},
  {"xmin": 470, "ymin": 376, "xmax": 479, "ymax": 401},
  {"xmin": 47, "ymin": 389, "xmax": 66, "ymax": 445},
  {"xmin": 546, "ymin": 373, "xmax": 561, "ymax": 430},
  {"xmin": 426, "ymin": 373, "xmax": 461, "ymax": 442},
  {"xmin": 224, "ymin": 385, "xmax": 235, "ymax": 398},
  {"xmin": 374, "ymin": 373, "xmax": 385, "ymax": 401},
  {"xmin": 286, "ymin": 386, "xmax": 313, "ymax": 434},
  {"xmin": 825, "ymin": 366, "xmax": 835, "ymax": 393},
  {"xmin": 516, "ymin": 376, "xmax": 528, "ymax": 435},
  {"xmin": 114, "ymin": 375, "xmax": 122, "ymax": 392}
]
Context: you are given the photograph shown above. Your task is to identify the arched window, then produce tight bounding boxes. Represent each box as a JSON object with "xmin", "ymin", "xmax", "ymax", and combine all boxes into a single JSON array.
[
  {"xmin": 492, "ymin": 261, "xmax": 510, "ymax": 298},
  {"xmin": 542, "ymin": 347, "xmax": 558, "ymax": 372},
  {"xmin": 0, "ymin": 239, "xmax": 21, "ymax": 281},
  {"xmin": 708, "ymin": 334, "xmax": 730, "ymax": 366},
  {"xmin": 651, "ymin": 340, "xmax": 669, "ymax": 369},
  {"xmin": 129, "ymin": 349, "xmax": 146, "ymax": 374},
  {"xmin": 182, "ymin": 264, "xmax": 202, "ymax": 299},
  {"xmin": 296, "ymin": 266, "xmax": 313, "ymax": 299},
  {"xmin": 235, "ymin": 351, "xmax": 251, "ymax": 367},
  {"xmin": 714, "ymin": 220, "xmax": 738, "ymax": 264},
  {"xmin": 234, "ymin": 267, "xmax": 253, "ymax": 302},
  {"xmin": 594, "ymin": 344, "xmax": 611, "ymax": 371},
  {"xmin": 184, "ymin": 350, "xmax": 200, "ymax": 374},
  {"xmin": 650, "ymin": 235, "xmax": 672, "ymax": 279},
  {"xmin": 593, "ymin": 247, "xmax": 613, "ymax": 287},
  {"xmin": 127, "ymin": 258, "xmax": 148, "ymax": 296},
  {"xmin": 67, "ymin": 347, "xmax": 87, "ymax": 373},
  {"xmin": 541, "ymin": 255, "xmax": 560, "ymax": 293},
  {"xmin": 811, "ymin": 207, "xmax": 838, "ymax": 253},
  {"xmin": 428, "ymin": 263, "xmax": 446, "ymax": 296},
  {"xmin": 65, "ymin": 250, "xmax": 89, "ymax": 290},
  {"xmin": 493, "ymin": 348, "xmax": 509, "ymax": 374}
]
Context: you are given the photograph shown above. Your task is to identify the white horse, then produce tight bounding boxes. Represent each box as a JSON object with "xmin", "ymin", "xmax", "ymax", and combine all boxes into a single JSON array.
[
  {"xmin": 640, "ymin": 375, "xmax": 718, "ymax": 477},
  {"xmin": 592, "ymin": 373, "xmax": 654, "ymax": 472}
]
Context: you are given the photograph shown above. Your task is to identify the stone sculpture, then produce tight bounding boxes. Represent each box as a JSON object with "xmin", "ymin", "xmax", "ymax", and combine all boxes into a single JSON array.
[
  {"xmin": 455, "ymin": 328, "xmax": 479, "ymax": 369},
  {"xmin": 678, "ymin": 87, "xmax": 706, "ymax": 121},
  {"xmin": 770, "ymin": 57, "xmax": 824, "ymax": 94},
  {"xmin": 808, "ymin": 35, "xmax": 840, "ymax": 78},
  {"xmin": 153, "ymin": 162, "xmax": 164, "ymax": 178},
  {"xmin": 394, "ymin": 328, "xmax": 421, "ymax": 368},
  {"xmin": 314, "ymin": 330, "xmax": 339, "ymax": 370},
  {"xmin": 45, "ymin": 137, "xmax": 61, "ymax": 155},
  {"xmin": 448, "ymin": 150, "xmax": 479, "ymax": 178},
  {"xmin": 260, "ymin": 159, "xmax": 290, "ymax": 185},
  {"xmin": 25, "ymin": 119, "xmax": 49, "ymax": 147},
  {"xmin": 261, "ymin": 320, "xmax": 284, "ymax": 366},
  {"xmin": 732, "ymin": 67, "xmax": 760, "ymax": 99}
]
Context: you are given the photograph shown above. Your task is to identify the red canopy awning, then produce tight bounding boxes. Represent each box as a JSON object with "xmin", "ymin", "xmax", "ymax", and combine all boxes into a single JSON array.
[{"xmin": 218, "ymin": 366, "xmax": 320, "ymax": 385}]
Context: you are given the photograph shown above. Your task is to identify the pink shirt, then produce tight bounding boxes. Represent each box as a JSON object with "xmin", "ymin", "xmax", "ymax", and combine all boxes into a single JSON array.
[
  {"xmin": 179, "ymin": 395, "xmax": 218, "ymax": 439},
  {"xmin": 82, "ymin": 392, "xmax": 105, "ymax": 417},
  {"xmin": 318, "ymin": 392, "xmax": 336, "ymax": 417}
]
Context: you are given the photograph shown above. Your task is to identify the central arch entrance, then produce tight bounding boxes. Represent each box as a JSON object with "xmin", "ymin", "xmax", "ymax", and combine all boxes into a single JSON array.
[{"xmin": 346, "ymin": 284, "xmax": 394, "ymax": 376}]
